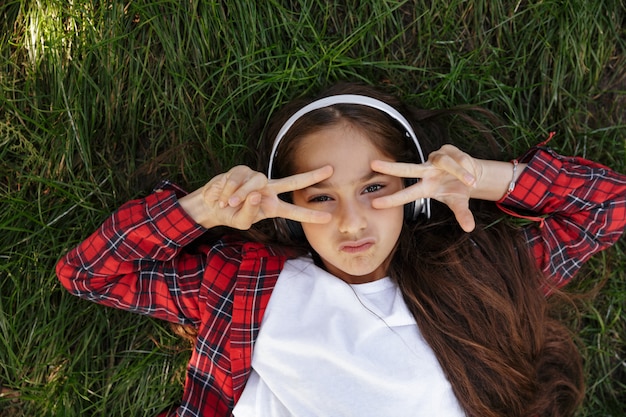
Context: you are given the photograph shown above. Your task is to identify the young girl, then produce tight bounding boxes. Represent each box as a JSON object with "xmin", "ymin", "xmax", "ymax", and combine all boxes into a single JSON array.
[{"xmin": 56, "ymin": 83, "xmax": 626, "ymax": 417}]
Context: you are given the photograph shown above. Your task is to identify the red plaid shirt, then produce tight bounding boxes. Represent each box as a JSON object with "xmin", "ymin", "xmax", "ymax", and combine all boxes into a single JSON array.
[{"xmin": 56, "ymin": 146, "xmax": 626, "ymax": 417}]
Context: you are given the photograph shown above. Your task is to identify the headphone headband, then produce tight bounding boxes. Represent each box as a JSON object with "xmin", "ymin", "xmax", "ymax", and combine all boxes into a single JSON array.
[{"xmin": 267, "ymin": 94, "xmax": 431, "ymax": 222}]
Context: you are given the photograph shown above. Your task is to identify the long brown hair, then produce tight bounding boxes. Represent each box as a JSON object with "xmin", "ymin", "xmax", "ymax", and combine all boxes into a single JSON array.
[{"xmin": 254, "ymin": 82, "xmax": 584, "ymax": 417}]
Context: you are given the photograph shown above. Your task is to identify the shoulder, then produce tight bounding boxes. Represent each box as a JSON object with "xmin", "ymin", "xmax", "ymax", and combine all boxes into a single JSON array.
[
  {"xmin": 208, "ymin": 235, "xmax": 297, "ymax": 259},
  {"xmin": 206, "ymin": 236, "xmax": 296, "ymax": 260},
  {"xmin": 199, "ymin": 236, "xmax": 298, "ymax": 283}
]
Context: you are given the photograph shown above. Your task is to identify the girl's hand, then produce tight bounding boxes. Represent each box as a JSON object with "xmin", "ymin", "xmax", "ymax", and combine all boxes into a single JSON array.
[
  {"xmin": 370, "ymin": 144, "xmax": 482, "ymax": 232},
  {"xmin": 181, "ymin": 165, "xmax": 333, "ymax": 230}
]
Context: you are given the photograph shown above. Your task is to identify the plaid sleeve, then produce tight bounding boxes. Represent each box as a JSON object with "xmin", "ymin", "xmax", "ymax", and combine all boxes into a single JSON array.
[
  {"xmin": 56, "ymin": 188, "xmax": 209, "ymax": 324},
  {"xmin": 498, "ymin": 147, "xmax": 626, "ymax": 288}
]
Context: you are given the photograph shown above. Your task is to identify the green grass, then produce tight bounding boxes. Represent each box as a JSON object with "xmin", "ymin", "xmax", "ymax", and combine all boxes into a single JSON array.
[{"xmin": 1, "ymin": 0, "xmax": 625, "ymax": 415}]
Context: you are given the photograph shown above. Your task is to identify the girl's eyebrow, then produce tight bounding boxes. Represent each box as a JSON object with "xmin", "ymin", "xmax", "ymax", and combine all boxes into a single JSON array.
[{"xmin": 306, "ymin": 170, "xmax": 386, "ymax": 190}]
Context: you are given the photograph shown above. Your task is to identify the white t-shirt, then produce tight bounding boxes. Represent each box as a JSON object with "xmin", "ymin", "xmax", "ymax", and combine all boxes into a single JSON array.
[{"xmin": 233, "ymin": 257, "xmax": 465, "ymax": 417}]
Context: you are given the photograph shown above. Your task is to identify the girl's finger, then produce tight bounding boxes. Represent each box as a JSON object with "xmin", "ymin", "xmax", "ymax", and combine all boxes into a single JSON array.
[
  {"xmin": 444, "ymin": 198, "xmax": 476, "ymax": 232},
  {"xmin": 428, "ymin": 145, "xmax": 476, "ymax": 186},
  {"xmin": 372, "ymin": 147, "xmax": 476, "ymax": 187},
  {"xmin": 202, "ymin": 174, "xmax": 228, "ymax": 206},
  {"xmin": 371, "ymin": 160, "xmax": 429, "ymax": 178},
  {"xmin": 455, "ymin": 210, "xmax": 476, "ymax": 233},
  {"xmin": 229, "ymin": 192, "xmax": 263, "ymax": 230},
  {"xmin": 220, "ymin": 167, "xmax": 267, "ymax": 207},
  {"xmin": 215, "ymin": 166, "xmax": 254, "ymax": 208},
  {"xmin": 274, "ymin": 200, "xmax": 332, "ymax": 225},
  {"xmin": 269, "ymin": 165, "xmax": 333, "ymax": 195},
  {"xmin": 372, "ymin": 184, "xmax": 426, "ymax": 209}
]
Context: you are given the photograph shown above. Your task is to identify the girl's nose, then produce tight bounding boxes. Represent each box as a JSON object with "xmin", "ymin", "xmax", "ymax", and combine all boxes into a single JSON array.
[{"xmin": 337, "ymin": 200, "xmax": 367, "ymax": 234}]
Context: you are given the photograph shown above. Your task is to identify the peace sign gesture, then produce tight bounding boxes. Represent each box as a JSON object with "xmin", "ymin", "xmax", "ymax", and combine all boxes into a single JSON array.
[
  {"xmin": 372, "ymin": 144, "xmax": 524, "ymax": 232},
  {"xmin": 179, "ymin": 165, "xmax": 333, "ymax": 230}
]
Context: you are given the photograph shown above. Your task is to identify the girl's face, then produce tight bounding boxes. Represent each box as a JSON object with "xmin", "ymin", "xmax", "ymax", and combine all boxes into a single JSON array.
[{"xmin": 291, "ymin": 121, "xmax": 404, "ymax": 284}]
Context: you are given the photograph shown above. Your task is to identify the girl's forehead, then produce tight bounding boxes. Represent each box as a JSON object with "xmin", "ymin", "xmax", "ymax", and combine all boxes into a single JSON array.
[{"xmin": 293, "ymin": 123, "xmax": 394, "ymax": 174}]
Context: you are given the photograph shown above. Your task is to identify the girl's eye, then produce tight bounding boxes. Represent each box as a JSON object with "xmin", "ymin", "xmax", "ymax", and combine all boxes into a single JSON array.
[
  {"xmin": 309, "ymin": 195, "xmax": 332, "ymax": 203},
  {"xmin": 364, "ymin": 184, "xmax": 384, "ymax": 194}
]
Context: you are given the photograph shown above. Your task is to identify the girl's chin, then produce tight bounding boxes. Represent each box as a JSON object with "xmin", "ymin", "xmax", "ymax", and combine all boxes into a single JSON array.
[{"xmin": 322, "ymin": 262, "xmax": 386, "ymax": 284}]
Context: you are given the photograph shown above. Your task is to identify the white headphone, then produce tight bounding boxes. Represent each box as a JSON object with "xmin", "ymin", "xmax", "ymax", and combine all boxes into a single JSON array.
[{"xmin": 268, "ymin": 94, "xmax": 431, "ymax": 238}]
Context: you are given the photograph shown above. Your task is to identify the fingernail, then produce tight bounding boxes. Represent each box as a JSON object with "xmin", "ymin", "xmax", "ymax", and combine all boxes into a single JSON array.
[
  {"xmin": 218, "ymin": 200, "xmax": 227, "ymax": 209},
  {"xmin": 228, "ymin": 196, "xmax": 241, "ymax": 206}
]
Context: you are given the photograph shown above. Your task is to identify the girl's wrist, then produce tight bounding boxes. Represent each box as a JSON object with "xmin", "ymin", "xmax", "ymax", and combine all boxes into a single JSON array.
[
  {"xmin": 178, "ymin": 187, "xmax": 218, "ymax": 229},
  {"xmin": 470, "ymin": 159, "xmax": 527, "ymax": 201}
]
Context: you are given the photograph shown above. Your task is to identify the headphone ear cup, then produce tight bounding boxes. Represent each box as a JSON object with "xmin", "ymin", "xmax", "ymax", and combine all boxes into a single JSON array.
[
  {"xmin": 404, "ymin": 201, "xmax": 417, "ymax": 222},
  {"xmin": 403, "ymin": 178, "xmax": 419, "ymax": 222}
]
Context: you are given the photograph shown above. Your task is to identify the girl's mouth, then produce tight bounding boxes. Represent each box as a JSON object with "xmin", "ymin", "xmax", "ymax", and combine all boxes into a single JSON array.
[{"xmin": 339, "ymin": 239, "xmax": 375, "ymax": 253}]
